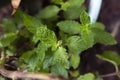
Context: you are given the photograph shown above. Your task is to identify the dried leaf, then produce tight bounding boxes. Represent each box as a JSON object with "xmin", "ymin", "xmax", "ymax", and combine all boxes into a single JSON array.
[{"xmin": 11, "ymin": 0, "xmax": 21, "ymax": 15}]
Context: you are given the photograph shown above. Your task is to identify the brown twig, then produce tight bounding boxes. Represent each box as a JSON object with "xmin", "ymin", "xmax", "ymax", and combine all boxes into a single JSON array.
[
  {"xmin": 111, "ymin": 20, "xmax": 120, "ymax": 37},
  {"xmin": 0, "ymin": 67, "xmax": 67, "ymax": 80},
  {"xmin": 100, "ymin": 72, "xmax": 120, "ymax": 78},
  {"xmin": 100, "ymin": 72, "xmax": 118, "ymax": 78}
]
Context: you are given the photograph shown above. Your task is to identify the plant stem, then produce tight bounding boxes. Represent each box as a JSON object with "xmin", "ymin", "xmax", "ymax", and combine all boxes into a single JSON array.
[{"xmin": 0, "ymin": 67, "xmax": 67, "ymax": 80}]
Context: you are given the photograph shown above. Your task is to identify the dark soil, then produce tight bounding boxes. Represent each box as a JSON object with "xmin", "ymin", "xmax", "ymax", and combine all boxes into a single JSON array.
[{"xmin": 0, "ymin": 0, "xmax": 120, "ymax": 80}]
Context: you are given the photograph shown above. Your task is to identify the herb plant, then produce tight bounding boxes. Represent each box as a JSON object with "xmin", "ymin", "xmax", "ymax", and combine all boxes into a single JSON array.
[{"xmin": 0, "ymin": 0, "xmax": 117, "ymax": 80}]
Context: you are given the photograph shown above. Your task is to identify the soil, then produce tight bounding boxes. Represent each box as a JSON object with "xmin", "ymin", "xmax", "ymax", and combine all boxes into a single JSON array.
[{"xmin": 0, "ymin": 0, "xmax": 120, "ymax": 80}]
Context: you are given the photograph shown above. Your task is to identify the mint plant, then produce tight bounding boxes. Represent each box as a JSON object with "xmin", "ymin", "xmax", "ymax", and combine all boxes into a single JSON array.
[{"xmin": 0, "ymin": 0, "xmax": 117, "ymax": 80}]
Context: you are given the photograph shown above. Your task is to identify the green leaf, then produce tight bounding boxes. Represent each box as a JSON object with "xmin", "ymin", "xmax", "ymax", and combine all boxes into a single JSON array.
[
  {"xmin": 80, "ymin": 10, "xmax": 90, "ymax": 25},
  {"xmin": 69, "ymin": 70, "xmax": 79, "ymax": 77},
  {"xmin": 68, "ymin": 0, "xmax": 85, "ymax": 7},
  {"xmin": 20, "ymin": 50, "xmax": 35, "ymax": 63},
  {"xmin": 61, "ymin": 0, "xmax": 84, "ymax": 11},
  {"xmin": 0, "ymin": 33, "xmax": 17, "ymax": 47},
  {"xmin": 23, "ymin": 13, "xmax": 42, "ymax": 34},
  {"xmin": 81, "ymin": 25, "xmax": 94, "ymax": 48},
  {"xmin": 43, "ymin": 57, "xmax": 53, "ymax": 69},
  {"xmin": 71, "ymin": 53, "xmax": 80, "ymax": 69},
  {"xmin": 91, "ymin": 28, "xmax": 117, "ymax": 45},
  {"xmin": 37, "ymin": 5, "xmax": 60, "ymax": 19},
  {"xmin": 66, "ymin": 36, "xmax": 88, "ymax": 53},
  {"xmin": 95, "ymin": 77, "xmax": 103, "ymax": 80},
  {"xmin": 57, "ymin": 20, "xmax": 81, "ymax": 34},
  {"xmin": 52, "ymin": 47, "xmax": 69, "ymax": 69},
  {"xmin": 59, "ymin": 31, "xmax": 70, "ymax": 42},
  {"xmin": 22, "ymin": 43, "xmax": 49, "ymax": 71},
  {"xmin": 63, "ymin": 6, "xmax": 84, "ymax": 19},
  {"xmin": 20, "ymin": 48, "xmax": 47, "ymax": 71},
  {"xmin": 6, "ymin": 50, "xmax": 14, "ymax": 57},
  {"xmin": 33, "ymin": 26, "xmax": 57, "ymax": 45},
  {"xmin": 96, "ymin": 54, "xmax": 119, "ymax": 73},
  {"xmin": 100, "ymin": 51, "xmax": 120, "ymax": 65},
  {"xmin": 52, "ymin": 0, "xmax": 64, "ymax": 5},
  {"xmin": 51, "ymin": 64, "xmax": 68, "ymax": 78},
  {"xmin": 61, "ymin": 2, "xmax": 70, "ymax": 11},
  {"xmin": 52, "ymin": 40, "xmax": 62, "ymax": 51},
  {"xmin": 2, "ymin": 19, "xmax": 17, "ymax": 33},
  {"xmin": 62, "ymin": 0, "xmax": 84, "ymax": 19},
  {"xmin": 20, "ymin": 50, "xmax": 39, "ymax": 71},
  {"xmin": 77, "ymin": 73, "xmax": 95, "ymax": 80},
  {"xmin": 90, "ymin": 22, "xmax": 105, "ymax": 30},
  {"xmin": 28, "ymin": 53, "xmax": 39, "ymax": 71},
  {"xmin": 35, "ymin": 43, "xmax": 48, "ymax": 63}
]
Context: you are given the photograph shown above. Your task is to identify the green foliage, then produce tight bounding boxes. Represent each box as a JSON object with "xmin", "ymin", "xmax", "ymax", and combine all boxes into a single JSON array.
[
  {"xmin": 23, "ymin": 13, "xmax": 42, "ymax": 34},
  {"xmin": 81, "ymin": 25, "xmax": 94, "ymax": 48},
  {"xmin": 0, "ymin": 0, "xmax": 117, "ymax": 79},
  {"xmin": 0, "ymin": 32, "xmax": 17, "ymax": 48},
  {"xmin": 68, "ymin": 0, "xmax": 85, "ymax": 7},
  {"xmin": 57, "ymin": 20, "xmax": 81, "ymax": 34},
  {"xmin": 37, "ymin": 5, "xmax": 60, "ymax": 19},
  {"xmin": 91, "ymin": 28, "xmax": 117, "ymax": 45},
  {"xmin": 96, "ymin": 51, "xmax": 120, "ymax": 76},
  {"xmin": 35, "ymin": 43, "xmax": 48, "ymax": 63},
  {"xmin": 71, "ymin": 53, "xmax": 80, "ymax": 69},
  {"xmin": 90, "ymin": 22, "xmax": 105, "ymax": 30},
  {"xmin": 2, "ymin": 19, "xmax": 17, "ymax": 33},
  {"xmin": 52, "ymin": 0, "xmax": 64, "ymax": 5},
  {"xmin": 61, "ymin": 0, "xmax": 85, "ymax": 19},
  {"xmin": 80, "ymin": 10, "xmax": 90, "ymax": 25},
  {"xmin": 69, "ymin": 70, "xmax": 80, "ymax": 77},
  {"xmin": 33, "ymin": 26, "xmax": 57, "ymax": 45},
  {"xmin": 20, "ymin": 50, "xmax": 35, "ymax": 64},
  {"xmin": 64, "ymin": 7, "xmax": 84, "ymax": 19},
  {"xmin": 52, "ymin": 47, "xmax": 69, "ymax": 69},
  {"xmin": 51, "ymin": 64, "xmax": 68, "ymax": 78},
  {"xmin": 66, "ymin": 36, "xmax": 88, "ymax": 53},
  {"xmin": 61, "ymin": 2, "xmax": 70, "ymax": 11},
  {"xmin": 61, "ymin": 0, "xmax": 84, "ymax": 11},
  {"xmin": 97, "ymin": 51, "xmax": 120, "ymax": 65},
  {"xmin": 77, "ymin": 73, "xmax": 95, "ymax": 80}
]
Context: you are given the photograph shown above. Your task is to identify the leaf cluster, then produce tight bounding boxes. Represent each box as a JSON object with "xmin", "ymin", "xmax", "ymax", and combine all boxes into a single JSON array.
[{"xmin": 0, "ymin": 0, "xmax": 117, "ymax": 79}]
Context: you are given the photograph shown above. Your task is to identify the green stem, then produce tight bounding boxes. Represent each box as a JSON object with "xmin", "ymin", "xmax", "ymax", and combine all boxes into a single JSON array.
[{"xmin": 96, "ymin": 54, "xmax": 120, "ymax": 78}]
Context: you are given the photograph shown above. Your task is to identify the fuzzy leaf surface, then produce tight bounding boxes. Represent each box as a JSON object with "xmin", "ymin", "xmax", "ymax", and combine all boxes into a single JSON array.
[
  {"xmin": 35, "ymin": 43, "xmax": 48, "ymax": 63},
  {"xmin": 77, "ymin": 73, "xmax": 95, "ymax": 80},
  {"xmin": 81, "ymin": 25, "xmax": 94, "ymax": 48},
  {"xmin": 2, "ymin": 19, "xmax": 17, "ymax": 33},
  {"xmin": 57, "ymin": 20, "xmax": 81, "ymax": 34},
  {"xmin": 100, "ymin": 51, "xmax": 120, "ymax": 65},
  {"xmin": 80, "ymin": 10, "xmax": 90, "ymax": 25},
  {"xmin": 66, "ymin": 36, "xmax": 89, "ymax": 53},
  {"xmin": 33, "ymin": 26, "xmax": 57, "ymax": 45},
  {"xmin": 0, "ymin": 33, "xmax": 17, "ymax": 47},
  {"xmin": 52, "ymin": 47, "xmax": 69, "ymax": 69},
  {"xmin": 91, "ymin": 28, "xmax": 117, "ymax": 45},
  {"xmin": 52, "ymin": 0, "xmax": 63, "ymax": 5},
  {"xmin": 38, "ymin": 5, "xmax": 60, "ymax": 19},
  {"xmin": 90, "ymin": 22, "xmax": 105, "ymax": 30},
  {"xmin": 68, "ymin": 0, "xmax": 85, "ymax": 7},
  {"xmin": 23, "ymin": 13, "xmax": 42, "ymax": 34},
  {"xmin": 51, "ymin": 64, "xmax": 68, "ymax": 78},
  {"xmin": 71, "ymin": 53, "xmax": 80, "ymax": 69}
]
